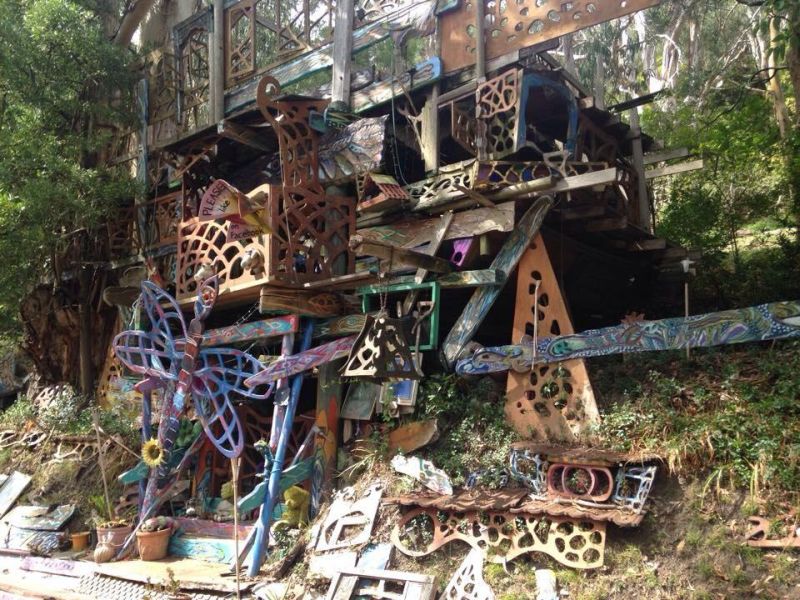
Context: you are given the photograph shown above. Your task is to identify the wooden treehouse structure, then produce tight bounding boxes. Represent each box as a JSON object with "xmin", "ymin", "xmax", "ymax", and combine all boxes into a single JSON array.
[{"xmin": 54, "ymin": 0, "xmax": 785, "ymax": 579}]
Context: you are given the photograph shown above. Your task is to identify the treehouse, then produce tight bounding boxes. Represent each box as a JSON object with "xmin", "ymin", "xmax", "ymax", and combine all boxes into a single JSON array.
[{"xmin": 61, "ymin": 0, "xmax": 722, "ymax": 576}]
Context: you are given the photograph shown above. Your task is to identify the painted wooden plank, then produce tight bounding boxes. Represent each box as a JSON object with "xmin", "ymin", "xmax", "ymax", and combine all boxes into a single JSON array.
[
  {"xmin": 173, "ymin": 517, "xmax": 251, "ymax": 540},
  {"xmin": 245, "ymin": 335, "xmax": 357, "ymax": 386},
  {"xmin": 358, "ymin": 203, "xmax": 514, "ymax": 250},
  {"xmin": 313, "ymin": 362, "xmax": 344, "ymax": 516},
  {"xmin": 350, "ymin": 57, "xmax": 441, "ymax": 113},
  {"xmin": 4, "ymin": 505, "xmax": 75, "ymax": 531},
  {"xmin": 202, "ymin": 316, "xmax": 299, "ymax": 346},
  {"xmin": 645, "ymin": 159, "xmax": 704, "ymax": 179},
  {"xmin": 437, "ymin": 269, "xmax": 502, "ymax": 288},
  {"xmin": 169, "ymin": 534, "xmax": 236, "ymax": 563},
  {"xmin": 315, "ymin": 314, "xmax": 368, "ymax": 339},
  {"xmin": 441, "ymin": 196, "xmax": 554, "ymax": 367},
  {"xmin": 457, "ymin": 300, "xmax": 800, "ymax": 375},
  {"xmin": 0, "ymin": 472, "xmax": 31, "ymax": 520},
  {"xmin": 20, "ymin": 556, "xmax": 96, "ymax": 578}
]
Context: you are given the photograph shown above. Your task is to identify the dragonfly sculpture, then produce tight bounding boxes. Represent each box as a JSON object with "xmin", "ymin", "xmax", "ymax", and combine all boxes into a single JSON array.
[{"xmin": 113, "ymin": 276, "xmax": 271, "ymax": 520}]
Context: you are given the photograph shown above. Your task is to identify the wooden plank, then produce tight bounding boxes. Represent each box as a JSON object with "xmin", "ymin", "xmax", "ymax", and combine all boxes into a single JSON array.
[
  {"xmin": 245, "ymin": 336, "xmax": 357, "ymax": 386},
  {"xmin": 440, "ymin": 0, "xmax": 661, "ymax": 73},
  {"xmin": 456, "ymin": 300, "xmax": 800, "ymax": 375},
  {"xmin": 331, "ymin": 0, "xmax": 354, "ymax": 104},
  {"xmin": 583, "ymin": 216, "xmax": 628, "ymax": 232},
  {"xmin": 643, "ymin": 147, "xmax": 690, "ymax": 165},
  {"xmin": 315, "ymin": 314, "xmax": 367, "ymax": 339},
  {"xmin": 557, "ymin": 205, "xmax": 606, "ymax": 221},
  {"xmin": 0, "ymin": 472, "xmax": 31, "ymax": 520},
  {"xmin": 201, "ymin": 316, "xmax": 299, "ymax": 346},
  {"xmin": 349, "ymin": 235, "xmax": 454, "ymax": 274},
  {"xmin": 169, "ymin": 534, "xmax": 236, "ymax": 563},
  {"xmin": 645, "ymin": 159, "xmax": 704, "ymax": 179},
  {"xmin": 358, "ymin": 203, "xmax": 514, "ymax": 250},
  {"xmin": 437, "ymin": 269, "xmax": 502, "ymax": 288},
  {"xmin": 441, "ymin": 196, "xmax": 554, "ymax": 367},
  {"xmin": 20, "ymin": 557, "xmax": 96, "ymax": 579},
  {"xmin": 403, "ymin": 212, "xmax": 454, "ymax": 314},
  {"xmin": 627, "ymin": 239, "xmax": 667, "ymax": 251},
  {"xmin": 216, "ymin": 120, "xmax": 271, "ymax": 151},
  {"xmin": 350, "ymin": 57, "xmax": 442, "ymax": 113},
  {"xmin": 313, "ymin": 362, "xmax": 344, "ymax": 515}
]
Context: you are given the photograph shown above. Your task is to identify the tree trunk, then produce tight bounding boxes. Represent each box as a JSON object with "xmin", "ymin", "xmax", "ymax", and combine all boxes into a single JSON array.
[
  {"xmin": 113, "ymin": 0, "xmax": 159, "ymax": 47},
  {"xmin": 765, "ymin": 18, "xmax": 790, "ymax": 139}
]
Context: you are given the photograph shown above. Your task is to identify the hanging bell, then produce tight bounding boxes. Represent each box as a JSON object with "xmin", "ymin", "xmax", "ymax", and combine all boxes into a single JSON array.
[{"xmin": 342, "ymin": 312, "xmax": 422, "ymax": 382}]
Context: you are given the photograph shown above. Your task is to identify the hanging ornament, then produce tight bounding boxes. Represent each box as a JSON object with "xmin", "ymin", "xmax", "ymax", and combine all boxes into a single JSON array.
[{"xmin": 342, "ymin": 312, "xmax": 422, "ymax": 382}]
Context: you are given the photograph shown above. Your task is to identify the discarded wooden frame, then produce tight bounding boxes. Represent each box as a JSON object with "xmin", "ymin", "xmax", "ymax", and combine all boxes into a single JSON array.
[{"xmin": 325, "ymin": 567, "xmax": 437, "ymax": 600}]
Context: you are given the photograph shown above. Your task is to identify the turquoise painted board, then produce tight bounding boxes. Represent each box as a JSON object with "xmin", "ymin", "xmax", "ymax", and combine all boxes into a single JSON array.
[
  {"xmin": 456, "ymin": 300, "xmax": 800, "ymax": 375},
  {"xmin": 0, "ymin": 471, "xmax": 31, "ymax": 519},
  {"xmin": 169, "ymin": 534, "xmax": 236, "ymax": 563}
]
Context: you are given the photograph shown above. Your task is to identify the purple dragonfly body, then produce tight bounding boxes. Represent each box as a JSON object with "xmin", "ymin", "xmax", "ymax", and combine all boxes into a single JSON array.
[{"xmin": 113, "ymin": 277, "xmax": 270, "ymax": 517}]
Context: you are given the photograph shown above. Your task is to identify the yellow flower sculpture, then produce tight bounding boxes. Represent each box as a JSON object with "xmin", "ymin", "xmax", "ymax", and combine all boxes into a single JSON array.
[{"xmin": 142, "ymin": 438, "xmax": 164, "ymax": 468}]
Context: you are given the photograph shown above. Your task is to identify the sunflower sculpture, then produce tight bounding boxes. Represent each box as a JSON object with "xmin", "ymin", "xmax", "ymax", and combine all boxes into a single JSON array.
[{"xmin": 142, "ymin": 438, "xmax": 165, "ymax": 468}]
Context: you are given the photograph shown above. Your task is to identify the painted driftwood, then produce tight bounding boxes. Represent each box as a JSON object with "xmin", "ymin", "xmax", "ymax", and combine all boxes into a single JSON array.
[
  {"xmin": 441, "ymin": 196, "xmax": 554, "ymax": 367},
  {"xmin": 246, "ymin": 335, "xmax": 357, "ymax": 386},
  {"xmin": 457, "ymin": 301, "xmax": 800, "ymax": 375}
]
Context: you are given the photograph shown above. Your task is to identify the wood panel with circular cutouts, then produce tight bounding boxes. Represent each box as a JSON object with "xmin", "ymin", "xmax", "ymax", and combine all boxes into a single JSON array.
[{"xmin": 505, "ymin": 234, "xmax": 599, "ymax": 441}]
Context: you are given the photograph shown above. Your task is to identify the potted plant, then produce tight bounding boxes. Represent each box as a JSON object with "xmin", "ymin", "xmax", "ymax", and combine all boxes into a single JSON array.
[
  {"xmin": 94, "ymin": 518, "xmax": 133, "ymax": 563},
  {"xmin": 136, "ymin": 516, "xmax": 175, "ymax": 561}
]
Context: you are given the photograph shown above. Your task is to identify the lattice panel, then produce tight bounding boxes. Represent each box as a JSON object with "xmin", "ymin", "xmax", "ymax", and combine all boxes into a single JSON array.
[
  {"xmin": 147, "ymin": 48, "xmax": 178, "ymax": 146},
  {"xmin": 406, "ymin": 160, "xmax": 477, "ymax": 211},
  {"xmin": 180, "ymin": 28, "xmax": 210, "ymax": 132},
  {"xmin": 107, "ymin": 205, "xmax": 140, "ymax": 260},
  {"xmin": 176, "ymin": 217, "xmax": 269, "ymax": 301},
  {"xmin": 142, "ymin": 192, "xmax": 181, "ymax": 249},
  {"xmin": 477, "ymin": 69, "xmax": 521, "ymax": 159},
  {"xmin": 474, "ymin": 161, "xmax": 608, "ymax": 189},
  {"xmin": 440, "ymin": 0, "xmax": 661, "ymax": 73},
  {"xmin": 392, "ymin": 508, "xmax": 605, "ymax": 569},
  {"xmin": 505, "ymin": 235, "xmax": 599, "ymax": 441}
]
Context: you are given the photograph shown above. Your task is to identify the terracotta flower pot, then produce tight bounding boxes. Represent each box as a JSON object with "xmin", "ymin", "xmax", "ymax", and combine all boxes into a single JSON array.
[
  {"xmin": 70, "ymin": 531, "xmax": 90, "ymax": 551},
  {"xmin": 96, "ymin": 525, "xmax": 133, "ymax": 548},
  {"xmin": 136, "ymin": 527, "xmax": 172, "ymax": 561}
]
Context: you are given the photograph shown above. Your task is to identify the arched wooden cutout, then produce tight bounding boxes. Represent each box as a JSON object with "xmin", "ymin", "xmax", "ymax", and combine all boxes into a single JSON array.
[{"xmin": 505, "ymin": 234, "xmax": 599, "ymax": 441}]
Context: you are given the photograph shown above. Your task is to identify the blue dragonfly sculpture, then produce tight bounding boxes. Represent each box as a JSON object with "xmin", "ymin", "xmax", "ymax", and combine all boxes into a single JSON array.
[{"xmin": 113, "ymin": 276, "xmax": 271, "ymax": 520}]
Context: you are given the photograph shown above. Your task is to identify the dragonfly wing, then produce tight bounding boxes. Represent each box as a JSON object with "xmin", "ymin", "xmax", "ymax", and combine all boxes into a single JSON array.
[
  {"xmin": 113, "ymin": 330, "xmax": 178, "ymax": 381},
  {"xmin": 195, "ymin": 348, "xmax": 273, "ymax": 401},
  {"xmin": 191, "ymin": 377, "xmax": 245, "ymax": 459},
  {"xmin": 140, "ymin": 281, "xmax": 188, "ymax": 358}
]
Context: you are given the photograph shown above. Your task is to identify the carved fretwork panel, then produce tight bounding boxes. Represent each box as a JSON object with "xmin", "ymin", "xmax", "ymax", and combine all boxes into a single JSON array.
[
  {"xmin": 147, "ymin": 48, "xmax": 179, "ymax": 145},
  {"xmin": 257, "ymin": 77, "xmax": 355, "ymax": 284},
  {"xmin": 179, "ymin": 29, "xmax": 210, "ymax": 132},
  {"xmin": 107, "ymin": 205, "xmax": 140, "ymax": 261},
  {"xmin": 176, "ymin": 217, "xmax": 269, "ymax": 301},
  {"xmin": 477, "ymin": 69, "xmax": 522, "ymax": 159},
  {"xmin": 505, "ymin": 235, "xmax": 599, "ymax": 441},
  {"xmin": 575, "ymin": 114, "xmax": 619, "ymax": 164},
  {"xmin": 439, "ymin": 0, "xmax": 661, "ymax": 73},
  {"xmin": 392, "ymin": 508, "xmax": 606, "ymax": 569},
  {"xmin": 143, "ymin": 192, "xmax": 182, "ymax": 249}
]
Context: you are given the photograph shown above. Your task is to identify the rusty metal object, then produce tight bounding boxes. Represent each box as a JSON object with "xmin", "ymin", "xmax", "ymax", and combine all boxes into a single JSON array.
[
  {"xmin": 745, "ymin": 516, "xmax": 800, "ymax": 548},
  {"xmin": 391, "ymin": 506, "xmax": 605, "ymax": 569},
  {"xmin": 547, "ymin": 464, "xmax": 614, "ymax": 502}
]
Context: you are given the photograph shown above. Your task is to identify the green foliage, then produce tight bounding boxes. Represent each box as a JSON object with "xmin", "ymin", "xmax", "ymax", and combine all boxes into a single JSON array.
[
  {"xmin": 0, "ymin": 0, "xmax": 138, "ymax": 332},
  {"xmin": 420, "ymin": 374, "xmax": 515, "ymax": 488},
  {"xmin": 592, "ymin": 343, "xmax": 800, "ymax": 494}
]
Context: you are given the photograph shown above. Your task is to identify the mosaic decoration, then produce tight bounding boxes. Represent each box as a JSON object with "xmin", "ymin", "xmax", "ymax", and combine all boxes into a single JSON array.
[
  {"xmin": 439, "ymin": 0, "xmax": 661, "ymax": 73},
  {"xmin": 113, "ymin": 278, "xmax": 269, "ymax": 521},
  {"xmin": 392, "ymin": 507, "xmax": 605, "ymax": 569},
  {"xmin": 457, "ymin": 300, "xmax": 800, "ymax": 375},
  {"xmin": 441, "ymin": 548, "xmax": 495, "ymax": 600},
  {"xmin": 256, "ymin": 76, "xmax": 354, "ymax": 284}
]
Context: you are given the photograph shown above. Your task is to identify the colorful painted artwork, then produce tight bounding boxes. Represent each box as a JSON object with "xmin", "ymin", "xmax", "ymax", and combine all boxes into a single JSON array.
[
  {"xmin": 245, "ymin": 335, "xmax": 357, "ymax": 386},
  {"xmin": 113, "ymin": 278, "xmax": 269, "ymax": 520},
  {"xmin": 456, "ymin": 301, "xmax": 800, "ymax": 375}
]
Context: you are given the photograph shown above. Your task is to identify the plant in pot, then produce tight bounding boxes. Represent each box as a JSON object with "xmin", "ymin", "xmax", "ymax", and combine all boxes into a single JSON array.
[
  {"xmin": 136, "ymin": 516, "xmax": 175, "ymax": 561},
  {"xmin": 93, "ymin": 518, "xmax": 133, "ymax": 563}
]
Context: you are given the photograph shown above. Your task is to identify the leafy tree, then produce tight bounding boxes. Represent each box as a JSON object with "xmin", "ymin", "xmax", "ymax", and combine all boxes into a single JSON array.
[{"xmin": 0, "ymin": 0, "xmax": 139, "ymax": 333}]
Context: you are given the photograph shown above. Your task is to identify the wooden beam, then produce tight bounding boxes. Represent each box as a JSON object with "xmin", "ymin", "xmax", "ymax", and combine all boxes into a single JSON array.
[
  {"xmin": 645, "ymin": 159, "xmax": 705, "ymax": 180},
  {"xmin": 628, "ymin": 108, "xmax": 651, "ymax": 232},
  {"xmin": 643, "ymin": 147, "xmax": 689, "ymax": 165},
  {"xmin": 217, "ymin": 120, "xmax": 272, "ymax": 151},
  {"xmin": 201, "ymin": 316, "xmax": 299, "ymax": 346},
  {"xmin": 403, "ymin": 211, "xmax": 454, "ymax": 314},
  {"xmin": 627, "ymin": 239, "xmax": 667, "ymax": 251},
  {"xmin": 331, "ymin": 0, "xmax": 354, "ymax": 104},
  {"xmin": 583, "ymin": 216, "xmax": 628, "ymax": 232},
  {"xmin": 349, "ymin": 235, "xmax": 454, "ymax": 274},
  {"xmin": 557, "ymin": 205, "xmax": 606, "ymax": 221},
  {"xmin": 438, "ymin": 269, "xmax": 502, "ymax": 288}
]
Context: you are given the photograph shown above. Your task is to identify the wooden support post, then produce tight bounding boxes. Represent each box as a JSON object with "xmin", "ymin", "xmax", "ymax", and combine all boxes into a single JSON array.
[
  {"xmin": 331, "ymin": 0, "xmax": 354, "ymax": 104},
  {"xmin": 211, "ymin": 0, "xmax": 225, "ymax": 122},
  {"xmin": 628, "ymin": 108, "xmax": 651, "ymax": 233},
  {"xmin": 644, "ymin": 159, "xmax": 705, "ymax": 180},
  {"xmin": 312, "ymin": 361, "xmax": 344, "ymax": 517},
  {"xmin": 441, "ymin": 196, "xmax": 554, "ymax": 367},
  {"xmin": 349, "ymin": 235, "xmax": 453, "ymax": 274},
  {"xmin": 78, "ymin": 265, "xmax": 94, "ymax": 396},
  {"xmin": 505, "ymin": 235, "xmax": 599, "ymax": 441}
]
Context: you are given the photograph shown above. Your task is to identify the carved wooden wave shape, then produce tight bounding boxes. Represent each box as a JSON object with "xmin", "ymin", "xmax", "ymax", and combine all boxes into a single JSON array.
[
  {"xmin": 457, "ymin": 300, "xmax": 800, "ymax": 375},
  {"xmin": 391, "ymin": 507, "xmax": 605, "ymax": 569}
]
